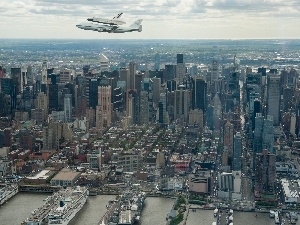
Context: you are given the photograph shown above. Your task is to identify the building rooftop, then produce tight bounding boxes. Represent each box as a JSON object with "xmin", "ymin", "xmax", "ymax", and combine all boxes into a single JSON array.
[{"xmin": 51, "ymin": 168, "xmax": 81, "ymax": 181}]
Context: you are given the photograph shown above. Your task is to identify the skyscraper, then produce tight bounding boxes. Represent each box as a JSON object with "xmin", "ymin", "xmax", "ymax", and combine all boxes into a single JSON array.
[
  {"xmin": 64, "ymin": 94, "xmax": 72, "ymax": 122},
  {"xmin": 154, "ymin": 53, "xmax": 160, "ymax": 71},
  {"xmin": 96, "ymin": 86, "xmax": 112, "ymax": 129},
  {"xmin": 100, "ymin": 53, "xmax": 109, "ymax": 72},
  {"xmin": 176, "ymin": 54, "xmax": 185, "ymax": 82},
  {"xmin": 233, "ymin": 132, "xmax": 242, "ymax": 171},
  {"xmin": 193, "ymin": 77, "xmax": 206, "ymax": 112},
  {"xmin": 139, "ymin": 91, "xmax": 149, "ymax": 125},
  {"xmin": 129, "ymin": 62, "xmax": 136, "ymax": 90},
  {"xmin": 254, "ymin": 149, "xmax": 276, "ymax": 197},
  {"xmin": 119, "ymin": 67, "xmax": 130, "ymax": 91},
  {"xmin": 266, "ymin": 74, "xmax": 281, "ymax": 126}
]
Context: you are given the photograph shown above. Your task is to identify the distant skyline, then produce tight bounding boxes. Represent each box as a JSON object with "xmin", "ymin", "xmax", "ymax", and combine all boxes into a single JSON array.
[{"xmin": 1, "ymin": 0, "xmax": 300, "ymax": 39}]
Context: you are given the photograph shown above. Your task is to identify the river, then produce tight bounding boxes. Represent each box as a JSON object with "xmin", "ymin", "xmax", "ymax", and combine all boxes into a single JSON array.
[{"xmin": 1, "ymin": 193, "xmax": 299, "ymax": 225}]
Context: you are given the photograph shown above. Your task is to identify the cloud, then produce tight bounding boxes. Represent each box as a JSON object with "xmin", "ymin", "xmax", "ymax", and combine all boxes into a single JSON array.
[{"xmin": 0, "ymin": 0, "xmax": 300, "ymax": 39}]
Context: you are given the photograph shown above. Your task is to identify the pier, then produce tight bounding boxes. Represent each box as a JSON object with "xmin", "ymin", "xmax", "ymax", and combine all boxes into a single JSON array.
[
  {"xmin": 98, "ymin": 200, "xmax": 120, "ymax": 225},
  {"xmin": 19, "ymin": 184, "xmax": 61, "ymax": 193}
]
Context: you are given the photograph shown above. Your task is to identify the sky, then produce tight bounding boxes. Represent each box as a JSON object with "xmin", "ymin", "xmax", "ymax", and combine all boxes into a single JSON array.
[{"xmin": 1, "ymin": 0, "xmax": 300, "ymax": 39}]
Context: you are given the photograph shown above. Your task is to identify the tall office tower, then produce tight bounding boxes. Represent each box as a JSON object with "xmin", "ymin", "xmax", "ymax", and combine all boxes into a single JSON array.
[
  {"xmin": 96, "ymin": 86, "xmax": 112, "ymax": 129},
  {"xmin": 26, "ymin": 65, "xmax": 33, "ymax": 86},
  {"xmin": 164, "ymin": 65, "xmax": 177, "ymax": 81},
  {"xmin": 113, "ymin": 86, "xmax": 124, "ymax": 112},
  {"xmin": 22, "ymin": 86, "xmax": 33, "ymax": 115},
  {"xmin": 100, "ymin": 53, "xmax": 109, "ymax": 72},
  {"xmin": 158, "ymin": 92, "xmax": 169, "ymax": 124},
  {"xmin": 211, "ymin": 59, "xmax": 219, "ymax": 83},
  {"xmin": 213, "ymin": 93, "xmax": 222, "ymax": 131},
  {"xmin": 152, "ymin": 77, "xmax": 161, "ymax": 106},
  {"xmin": 86, "ymin": 107, "xmax": 95, "ymax": 129},
  {"xmin": 83, "ymin": 65, "xmax": 90, "ymax": 76},
  {"xmin": 174, "ymin": 86, "xmax": 190, "ymax": 123},
  {"xmin": 21, "ymin": 66, "xmax": 27, "ymax": 90},
  {"xmin": 252, "ymin": 98, "xmax": 261, "ymax": 131},
  {"xmin": 48, "ymin": 83, "xmax": 58, "ymax": 113},
  {"xmin": 281, "ymin": 68, "xmax": 298, "ymax": 88},
  {"xmin": 267, "ymin": 74, "xmax": 281, "ymax": 126},
  {"xmin": 119, "ymin": 67, "xmax": 130, "ymax": 91},
  {"xmin": 262, "ymin": 115, "xmax": 274, "ymax": 152},
  {"xmin": 188, "ymin": 109, "xmax": 203, "ymax": 128},
  {"xmin": 177, "ymin": 53, "xmax": 183, "ymax": 64},
  {"xmin": 126, "ymin": 90, "xmax": 139, "ymax": 125},
  {"xmin": 283, "ymin": 87, "xmax": 294, "ymax": 112},
  {"xmin": 139, "ymin": 91, "xmax": 149, "ymax": 125},
  {"xmin": 11, "ymin": 67, "xmax": 21, "ymax": 93},
  {"xmin": 223, "ymin": 121, "xmax": 234, "ymax": 154},
  {"xmin": 233, "ymin": 132, "xmax": 242, "ymax": 171},
  {"xmin": 43, "ymin": 127, "xmax": 53, "ymax": 150},
  {"xmin": 135, "ymin": 72, "xmax": 144, "ymax": 94},
  {"xmin": 49, "ymin": 121, "xmax": 62, "ymax": 150},
  {"xmin": 192, "ymin": 77, "xmax": 206, "ymax": 112},
  {"xmin": 60, "ymin": 68, "xmax": 72, "ymax": 84},
  {"xmin": 253, "ymin": 113, "xmax": 264, "ymax": 155},
  {"xmin": 0, "ymin": 128, "xmax": 12, "ymax": 147},
  {"xmin": 254, "ymin": 149, "xmax": 276, "ymax": 197},
  {"xmin": 0, "ymin": 66, "xmax": 4, "ymax": 78},
  {"xmin": 129, "ymin": 62, "xmax": 136, "ymax": 90},
  {"xmin": 41, "ymin": 60, "xmax": 48, "ymax": 84},
  {"xmin": 253, "ymin": 113, "xmax": 274, "ymax": 155},
  {"xmin": 154, "ymin": 53, "xmax": 160, "ymax": 71},
  {"xmin": 64, "ymin": 94, "xmax": 72, "ymax": 122},
  {"xmin": 176, "ymin": 54, "xmax": 185, "ymax": 82},
  {"xmin": 37, "ymin": 92, "xmax": 48, "ymax": 121},
  {"xmin": 87, "ymin": 78, "xmax": 99, "ymax": 109},
  {"xmin": 19, "ymin": 128, "xmax": 34, "ymax": 150}
]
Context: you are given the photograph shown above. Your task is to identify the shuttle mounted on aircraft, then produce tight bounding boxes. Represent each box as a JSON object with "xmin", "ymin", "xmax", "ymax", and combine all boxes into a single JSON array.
[{"xmin": 76, "ymin": 13, "xmax": 142, "ymax": 34}]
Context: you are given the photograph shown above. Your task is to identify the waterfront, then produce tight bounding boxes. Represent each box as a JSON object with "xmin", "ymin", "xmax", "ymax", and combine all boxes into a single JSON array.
[{"xmin": 1, "ymin": 193, "xmax": 300, "ymax": 225}]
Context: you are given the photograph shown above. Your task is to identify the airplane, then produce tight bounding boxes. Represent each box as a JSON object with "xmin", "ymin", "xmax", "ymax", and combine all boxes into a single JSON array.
[
  {"xmin": 76, "ymin": 22, "xmax": 116, "ymax": 32},
  {"xmin": 87, "ymin": 12, "xmax": 126, "ymax": 25},
  {"xmin": 110, "ymin": 19, "xmax": 142, "ymax": 33},
  {"xmin": 76, "ymin": 19, "xmax": 142, "ymax": 33}
]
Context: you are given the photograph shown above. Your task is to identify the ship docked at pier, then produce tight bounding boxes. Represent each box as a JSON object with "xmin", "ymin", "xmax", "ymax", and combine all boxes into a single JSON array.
[
  {"xmin": 99, "ymin": 190, "xmax": 145, "ymax": 225},
  {"xmin": 0, "ymin": 183, "xmax": 18, "ymax": 205},
  {"xmin": 22, "ymin": 186, "xmax": 88, "ymax": 225}
]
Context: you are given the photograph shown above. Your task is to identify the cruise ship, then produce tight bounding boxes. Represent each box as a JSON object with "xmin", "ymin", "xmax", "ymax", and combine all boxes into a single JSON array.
[
  {"xmin": 0, "ymin": 183, "xmax": 18, "ymax": 205},
  {"xmin": 22, "ymin": 186, "xmax": 88, "ymax": 225}
]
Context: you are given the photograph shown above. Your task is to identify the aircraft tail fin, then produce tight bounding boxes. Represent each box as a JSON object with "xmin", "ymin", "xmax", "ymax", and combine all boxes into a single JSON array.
[{"xmin": 129, "ymin": 19, "xmax": 143, "ymax": 28}]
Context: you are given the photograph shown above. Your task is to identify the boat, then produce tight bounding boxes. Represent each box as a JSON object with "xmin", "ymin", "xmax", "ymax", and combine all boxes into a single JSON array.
[
  {"xmin": 275, "ymin": 211, "xmax": 280, "ymax": 224},
  {"xmin": 213, "ymin": 208, "xmax": 218, "ymax": 217},
  {"xmin": 22, "ymin": 186, "xmax": 88, "ymax": 225},
  {"xmin": 270, "ymin": 210, "xmax": 275, "ymax": 218},
  {"xmin": 0, "ymin": 183, "xmax": 18, "ymax": 206},
  {"xmin": 48, "ymin": 186, "xmax": 88, "ymax": 225},
  {"xmin": 290, "ymin": 218, "xmax": 296, "ymax": 224}
]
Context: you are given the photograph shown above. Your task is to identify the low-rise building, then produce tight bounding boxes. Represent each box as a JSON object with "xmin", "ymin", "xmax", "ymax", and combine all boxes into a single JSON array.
[{"xmin": 50, "ymin": 168, "xmax": 81, "ymax": 186}]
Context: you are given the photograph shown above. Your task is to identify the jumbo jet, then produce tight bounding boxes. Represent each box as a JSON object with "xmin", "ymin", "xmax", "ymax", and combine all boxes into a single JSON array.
[
  {"xmin": 76, "ymin": 22, "xmax": 114, "ymax": 32},
  {"xmin": 76, "ymin": 19, "xmax": 142, "ymax": 33},
  {"xmin": 110, "ymin": 19, "xmax": 142, "ymax": 33},
  {"xmin": 87, "ymin": 12, "xmax": 126, "ymax": 25}
]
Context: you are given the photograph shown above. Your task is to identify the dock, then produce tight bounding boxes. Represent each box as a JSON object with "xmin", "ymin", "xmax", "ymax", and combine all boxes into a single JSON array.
[
  {"xmin": 98, "ymin": 200, "xmax": 120, "ymax": 225},
  {"xmin": 19, "ymin": 184, "xmax": 61, "ymax": 193}
]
